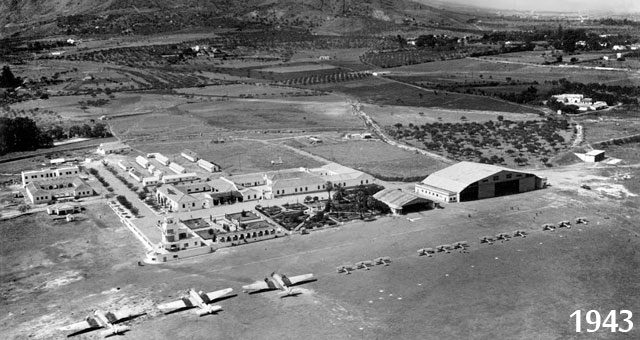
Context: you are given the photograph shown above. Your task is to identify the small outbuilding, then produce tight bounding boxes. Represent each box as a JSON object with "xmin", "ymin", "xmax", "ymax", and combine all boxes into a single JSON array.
[{"xmin": 585, "ymin": 150, "xmax": 605, "ymax": 163}]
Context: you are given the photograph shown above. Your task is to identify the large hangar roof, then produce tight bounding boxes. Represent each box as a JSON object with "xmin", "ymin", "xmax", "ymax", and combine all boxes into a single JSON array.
[{"xmin": 420, "ymin": 161, "xmax": 526, "ymax": 193}]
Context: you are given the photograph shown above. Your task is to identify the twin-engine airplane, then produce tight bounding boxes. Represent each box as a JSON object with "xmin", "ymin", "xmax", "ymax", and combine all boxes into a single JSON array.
[
  {"xmin": 59, "ymin": 309, "xmax": 142, "ymax": 338},
  {"xmin": 157, "ymin": 288, "xmax": 233, "ymax": 316},
  {"xmin": 242, "ymin": 272, "xmax": 315, "ymax": 297}
]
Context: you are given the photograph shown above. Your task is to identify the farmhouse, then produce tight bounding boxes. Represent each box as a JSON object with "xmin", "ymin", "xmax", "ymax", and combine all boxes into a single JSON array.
[
  {"xmin": 25, "ymin": 177, "xmax": 94, "ymax": 204},
  {"xmin": 21, "ymin": 166, "xmax": 80, "ymax": 187},
  {"xmin": 181, "ymin": 149, "xmax": 199, "ymax": 162},
  {"xmin": 197, "ymin": 159, "xmax": 220, "ymax": 172},
  {"xmin": 97, "ymin": 141, "xmax": 131, "ymax": 155},
  {"xmin": 373, "ymin": 188, "xmax": 434, "ymax": 215},
  {"xmin": 415, "ymin": 161, "xmax": 546, "ymax": 203},
  {"xmin": 552, "ymin": 94, "xmax": 584, "ymax": 104}
]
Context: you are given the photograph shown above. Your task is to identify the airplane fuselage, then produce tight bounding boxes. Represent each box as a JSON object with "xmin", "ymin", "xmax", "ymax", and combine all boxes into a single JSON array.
[
  {"xmin": 189, "ymin": 288, "xmax": 206, "ymax": 307},
  {"xmin": 270, "ymin": 273, "xmax": 287, "ymax": 291}
]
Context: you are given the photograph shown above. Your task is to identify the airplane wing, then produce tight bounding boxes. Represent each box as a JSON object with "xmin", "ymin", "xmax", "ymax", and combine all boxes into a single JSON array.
[
  {"xmin": 157, "ymin": 297, "xmax": 195, "ymax": 313},
  {"xmin": 59, "ymin": 317, "xmax": 101, "ymax": 333},
  {"xmin": 242, "ymin": 279, "xmax": 275, "ymax": 292},
  {"xmin": 282, "ymin": 273, "xmax": 314, "ymax": 287},
  {"xmin": 105, "ymin": 309, "xmax": 139, "ymax": 324},
  {"xmin": 202, "ymin": 288, "xmax": 233, "ymax": 303}
]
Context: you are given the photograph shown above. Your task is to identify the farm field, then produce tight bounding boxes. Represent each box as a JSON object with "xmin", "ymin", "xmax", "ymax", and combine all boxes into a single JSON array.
[
  {"xmin": 579, "ymin": 118, "xmax": 640, "ymax": 143},
  {"xmin": 2, "ymin": 164, "xmax": 639, "ymax": 339},
  {"xmin": 309, "ymin": 76, "xmax": 541, "ymax": 113},
  {"xmin": 298, "ymin": 139, "xmax": 450, "ymax": 180},
  {"xmin": 259, "ymin": 63, "xmax": 337, "ymax": 73},
  {"xmin": 361, "ymin": 103, "xmax": 540, "ymax": 126},
  {"xmin": 174, "ymin": 84, "xmax": 317, "ymax": 97},
  {"xmin": 386, "ymin": 58, "xmax": 639, "ymax": 86}
]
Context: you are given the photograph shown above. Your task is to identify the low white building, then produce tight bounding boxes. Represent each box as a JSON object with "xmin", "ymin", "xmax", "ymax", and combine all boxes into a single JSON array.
[
  {"xmin": 155, "ymin": 153, "xmax": 170, "ymax": 166},
  {"xmin": 118, "ymin": 160, "xmax": 133, "ymax": 171},
  {"xmin": 197, "ymin": 159, "xmax": 220, "ymax": 172},
  {"xmin": 169, "ymin": 162, "xmax": 186, "ymax": 174},
  {"xmin": 575, "ymin": 150, "xmax": 605, "ymax": 163},
  {"xmin": 142, "ymin": 176, "xmax": 160, "ymax": 187},
  {"xmin": 162, "ymin": 172, "xmax": 199, "ymax": 184},
  {"xmin": 21, "ymin": 166, "xmax": 80, "ymax": 187},
  {"xmin": 97, "ymin": 141, "xmax": 131, "ymax": 155},
  {"xmin": 181, "ymin": 149, "xmax": 199, "ymax": 162},
  {"xmin": 136, "ymin": 155, "xmax": 150, "ymax": 168}
]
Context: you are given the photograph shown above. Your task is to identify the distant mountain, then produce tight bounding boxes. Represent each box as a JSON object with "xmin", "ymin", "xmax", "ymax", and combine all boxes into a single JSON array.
[{"xmin": 0, "ymin": 0, "xmax": 481, "ymax": 38}]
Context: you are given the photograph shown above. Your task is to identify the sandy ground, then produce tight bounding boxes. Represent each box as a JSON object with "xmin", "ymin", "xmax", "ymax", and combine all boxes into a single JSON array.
[{"xmin": 1, "ymin": 163, "xmax": 639, "ymax": 339}]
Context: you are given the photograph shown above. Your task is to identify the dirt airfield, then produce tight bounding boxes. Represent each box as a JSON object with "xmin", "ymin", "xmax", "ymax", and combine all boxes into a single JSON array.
[{"xmin": 1, "ymin": 164, "xmax": 639, "ymax": 340}]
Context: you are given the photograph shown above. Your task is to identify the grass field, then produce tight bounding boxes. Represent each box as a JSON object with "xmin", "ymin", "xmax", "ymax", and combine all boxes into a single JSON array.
[
  {"xmin": 361, "ymin": 103, "xmax": 540, "ymax": 127},
  {"xmin": 180, "ymin": 97, "xmax": 362, "ymax": 131},
  {"xmin": 310, "ymin": 76, "xmax": 541, "ymax": 114},
  {"xmin": 386, "ymin": 58, "xmax": 638, "ymax": 86},
  {"xmin": 298, "ymin": 139, "xmax": 450, "ymax": 179},
  {"xmin": 174, "ymin": 84, "xmax": 316, "ymax": 97},
  {"xmin": 260, "ymin": 63, "xmax": 337, "ymax": 73}
]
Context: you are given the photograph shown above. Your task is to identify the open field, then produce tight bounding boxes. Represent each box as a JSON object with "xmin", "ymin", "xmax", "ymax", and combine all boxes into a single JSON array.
[
  {"xmin": 309, "ymin": 76, "xmax": 541, "ymax": 114},
  {"xmin": 361, "ymin": 103, "xmax": 540, "ymax": 126},
  {"xmin": 580, "ymin": 118, "xmax": 640, "ymax": 143},
  {"xmin": 174, "ymin": 84, "xmax": 317, "ymax": 98},
  {"xmin": 1, "ymin": 163, "xmax": 639, "ymax": 339},
  {"xmin": 386, "ymin": 58, "xmax": 639, "ymax": 86},
  {"xmin": 129, "ymin": 139, "xmax": 324, "ymax": 175},
  {"xmin": 260, "ymin": 63, "xmax": 337, "ymax": 74},
  {"xmin": 297, "ymin": 139, "xmax": 450, "ymax": 179},
  {"xmin": 179, "ymin": 97, "xmax": 362, "ymax": 131}
]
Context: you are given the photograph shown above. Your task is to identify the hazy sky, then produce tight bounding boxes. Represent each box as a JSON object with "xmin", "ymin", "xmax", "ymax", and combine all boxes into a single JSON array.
[{"xmin": 441, "ymin": 0, "xmax": 640, "ymax": 13}]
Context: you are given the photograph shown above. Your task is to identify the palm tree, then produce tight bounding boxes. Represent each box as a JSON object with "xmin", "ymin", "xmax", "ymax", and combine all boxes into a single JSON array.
[{"xmin": 324, "ymin": 181, "xmax": 334, "ymax": 212}]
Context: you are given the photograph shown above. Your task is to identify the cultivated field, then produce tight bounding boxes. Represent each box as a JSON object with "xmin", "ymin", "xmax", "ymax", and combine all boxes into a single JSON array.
[
  {"xmin": 309, "ymin": 76, "xmax": 541, "ymax": 114},
  {"xmin": 361, "ymin": 103, "xmax": 540, "ymax": 126}
]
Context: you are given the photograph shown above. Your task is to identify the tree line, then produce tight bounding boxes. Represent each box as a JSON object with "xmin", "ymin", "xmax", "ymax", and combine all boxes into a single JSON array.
[{"xmin": 0, "ymin": 117, "xmax": 53, "ymax": 155}]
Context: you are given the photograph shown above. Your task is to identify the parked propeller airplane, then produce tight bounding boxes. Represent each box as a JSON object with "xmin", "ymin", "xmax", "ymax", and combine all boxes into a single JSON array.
[
  {"xmin": 59, "ymin": 309, "xmax": 143, "ymax": 338},
  {"xmin": 157, "ymin": 288, "xmax": 233, "ymax": 316},
  {"xmin": 242, "ymin": 272, "xmax": 315, "ymax": 297}
]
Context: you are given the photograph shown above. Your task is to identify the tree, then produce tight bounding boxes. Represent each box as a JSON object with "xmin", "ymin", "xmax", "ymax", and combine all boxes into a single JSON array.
[
  {"xmin": 0, "ymin": 66, "xmax": 21, "ymax": 88},
  {"xmin": 324, "ymin": 181, "xmax": 334, "ymax": 211}
]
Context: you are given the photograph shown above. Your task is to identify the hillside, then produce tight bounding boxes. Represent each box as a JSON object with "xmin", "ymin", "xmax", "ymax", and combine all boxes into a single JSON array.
[{"xmin": 0, "ymin": 0, "xmax": 479, "ymax": 38}]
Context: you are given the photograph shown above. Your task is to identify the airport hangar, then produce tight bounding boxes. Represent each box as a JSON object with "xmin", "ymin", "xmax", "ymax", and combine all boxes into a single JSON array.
[{"xmin": 415, "ymin": 161, "xmax": 547, "ymax": 203}]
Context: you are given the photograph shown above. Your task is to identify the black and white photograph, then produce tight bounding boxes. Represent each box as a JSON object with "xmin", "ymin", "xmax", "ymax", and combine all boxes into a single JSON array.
[{"xmin": 1, "ymin": 0, "xmax": 639, "ymax": 339}]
